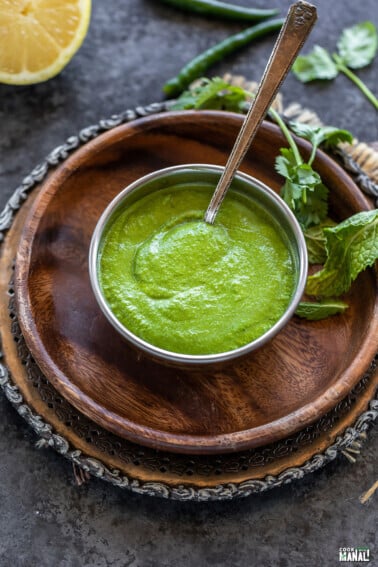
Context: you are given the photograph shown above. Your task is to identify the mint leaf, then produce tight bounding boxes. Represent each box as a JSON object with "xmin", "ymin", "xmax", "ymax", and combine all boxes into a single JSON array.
[
  {"xmin": 292, "ymin": 46, "xmax": 339, "ymax": 82},
  {"xmin": 171, "ymin": 77, "xmax": 247, "ymax": 112},
  {"xmin": 337, "ymin": 21, "xmax": 378, "ymax": 69},
  {"xmin": 295, "ymin": 299, "xmax": 348, "ymax": 320},
  {"xmin": 304, "ymin": 220, "xmax": 336, "ymax": 264},
  {"xmin": 306, "ymin": 209, "xmax": 378, "ymax": 297}
]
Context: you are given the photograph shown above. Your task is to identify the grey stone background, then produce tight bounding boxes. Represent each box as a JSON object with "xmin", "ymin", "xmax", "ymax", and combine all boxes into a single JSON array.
[{"xmin": 0, "ymin": 1, "xmax": 377, "ymax": 565}]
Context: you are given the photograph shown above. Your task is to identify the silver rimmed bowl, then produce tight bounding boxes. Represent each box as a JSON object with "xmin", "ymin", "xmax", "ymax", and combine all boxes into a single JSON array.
[{"xmin": 89, "ymin": 164, "xmax": 308, "ymax": 367}]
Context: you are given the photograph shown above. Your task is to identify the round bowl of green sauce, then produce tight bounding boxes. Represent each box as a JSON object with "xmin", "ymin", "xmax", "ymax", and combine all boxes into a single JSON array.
[{"xmin": 89, "ymin": 164, "xmax": 307, "ymax": 367}]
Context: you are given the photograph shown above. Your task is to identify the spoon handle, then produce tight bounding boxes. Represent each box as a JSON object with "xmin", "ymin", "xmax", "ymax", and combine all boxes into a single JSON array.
[{"xmin": 204, "ymin": 1, "xmax": 317, "ymax": 224}]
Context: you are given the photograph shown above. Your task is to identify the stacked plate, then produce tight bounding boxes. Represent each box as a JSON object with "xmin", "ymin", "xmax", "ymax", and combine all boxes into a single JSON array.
[{"xmin": 1, "ymin": 110, "xmax": 377, "ymax": 500}]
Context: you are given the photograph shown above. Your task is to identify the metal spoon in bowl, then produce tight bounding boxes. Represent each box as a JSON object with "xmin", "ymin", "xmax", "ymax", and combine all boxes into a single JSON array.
[{"xmin": 204, "ymin": 1, "xmax": 317, "ymax": 225}]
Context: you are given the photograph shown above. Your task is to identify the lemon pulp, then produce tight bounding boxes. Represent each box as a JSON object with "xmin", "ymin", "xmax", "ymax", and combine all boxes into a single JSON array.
[{"xmin": 0, "ymin": 0, "xmax": 91, "ymax": 84}]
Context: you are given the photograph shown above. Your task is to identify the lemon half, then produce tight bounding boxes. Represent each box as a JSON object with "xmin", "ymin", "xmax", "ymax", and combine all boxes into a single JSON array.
[{"xmin": 0, "ymin": 0, "xmax": 91, "ymax": 84}]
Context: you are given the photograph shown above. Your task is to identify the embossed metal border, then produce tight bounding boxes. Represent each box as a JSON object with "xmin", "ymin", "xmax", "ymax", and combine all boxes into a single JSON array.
[
  {"xmin": 0, "ymin": 351, "xmax": 376, "ymax": 500},
  {"xmin": 0, "ymin": 103, "xmax": 377, "ymax": 501}
]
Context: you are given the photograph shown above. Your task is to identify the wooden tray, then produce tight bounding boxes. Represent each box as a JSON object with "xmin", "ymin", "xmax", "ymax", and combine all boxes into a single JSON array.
[{"xmin": 11, "ymin": 111, "xmax": 378, "ymax": 454}]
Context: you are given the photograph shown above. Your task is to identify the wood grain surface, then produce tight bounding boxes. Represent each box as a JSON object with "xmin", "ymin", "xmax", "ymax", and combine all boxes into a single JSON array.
[{"xmin": 13, "ymin": 111, "xmax": 378, "ymax": 454}]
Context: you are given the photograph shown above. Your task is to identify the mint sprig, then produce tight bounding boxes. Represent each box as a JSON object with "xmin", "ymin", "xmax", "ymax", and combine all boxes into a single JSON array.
[
  {"xmin": 303, "ymin": 220, "xmax": 336, "ymax": 265},
  {"xmin": 292, "ymin": 22, "xmax": 378, "ymax": 110},
  {"xmin": 306, "ymin": 209, "xmax": 378, "ymax": 297},
  {"xmin": 295, "ymin": 299, "xmax": 349, "ymax": 321}
]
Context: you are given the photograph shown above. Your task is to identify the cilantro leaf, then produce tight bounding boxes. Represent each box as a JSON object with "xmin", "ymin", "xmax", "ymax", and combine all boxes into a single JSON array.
[
  {"xmin": 292, "ymin": 23, "xmax": 378, "ymax": 109},
  {"xmin": 276, "ymin": 149, "xmax": 329, "ymax": 228},
  {"xmin": 170, "ymin": 77, "xmax": 247, "ymax": 112},
  {"xmin": 292, "ymin": 46, "xmax": 339, "ymax": 82},
  {"xmin": 289, "ymin": 122, "xmax": 353, "ymax": 151},
  {"xmin": 306, "ymin": 209, "xmax": 378, "ymax": 297},
  {"xmin": 293, "ymin": 181, "xmax": 329, "ymax": 228},
  {"xmin": 274, "ymin": 147, "xmax": 299, "ymax": 178},
  {"xmin": 289, "ymin": 122, "xmax": 353, "ymax": 166},
  {"xmin": 288, "ymin": 121, "xmax": 322, "ymax": 144},
  {"xmin": 295, "ymin": 299, "xmax": 349, "ymax": 320},
  {"xmin": 337, "ymin": 21, "xmax": 378, "ymax": 69}
]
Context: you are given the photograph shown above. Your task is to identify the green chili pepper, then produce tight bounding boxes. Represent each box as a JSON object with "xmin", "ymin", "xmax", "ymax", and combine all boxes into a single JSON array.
[
  {"xmin": 163, "ymin": 18, "xmax": 284, "ymax": 97},
  {"xmin": 159, "ymin": 0, "xmax": 279, "ymax": 21}
]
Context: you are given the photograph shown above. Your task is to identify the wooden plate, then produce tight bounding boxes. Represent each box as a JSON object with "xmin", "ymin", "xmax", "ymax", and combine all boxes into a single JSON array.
[{"xmin": 14, "ymin": 111, "xmax": 378, "ymax": 454}]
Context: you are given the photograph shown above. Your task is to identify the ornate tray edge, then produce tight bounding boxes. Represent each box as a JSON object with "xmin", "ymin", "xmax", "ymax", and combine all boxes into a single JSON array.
[
  {"xmin": 0, "ymin": 351, "xmax": 377, "ymax": 501},
  {"xmin": 0, "ymin": 102, "xmax": 377, "ymax": 501}
]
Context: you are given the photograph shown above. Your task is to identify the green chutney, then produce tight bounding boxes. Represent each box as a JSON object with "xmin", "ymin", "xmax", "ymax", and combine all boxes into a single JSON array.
[{"xmin": 98, "ymin": 185, "xmax": 296, "ymax": 355}]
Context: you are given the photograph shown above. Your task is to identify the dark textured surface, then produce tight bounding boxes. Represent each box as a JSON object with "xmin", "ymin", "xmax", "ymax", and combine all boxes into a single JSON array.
[{"xmin": 0, "ymin": 1, "xmax": 377, "ymax": 566}]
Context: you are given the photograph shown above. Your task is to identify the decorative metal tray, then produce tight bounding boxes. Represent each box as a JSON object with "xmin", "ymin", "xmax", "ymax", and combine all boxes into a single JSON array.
[{"xmin": 0, "ymin": 103, "xmax": 377, "ymax": 501}]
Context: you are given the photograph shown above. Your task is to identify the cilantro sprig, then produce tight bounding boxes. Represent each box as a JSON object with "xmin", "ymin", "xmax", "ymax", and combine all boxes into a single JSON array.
[
  {"xmin": 272, "ymin": 118, "xmax": 353, "ymax": 229},
  {"xmin": 292, "ymin": 22, "xmax": 378, "ymax": 110},
  {"xmin": 173, "ymin": 79, "xmax": 353, "ymax": 230},
  {"xmin": 172, "ymin": 77, "xmax": 378, "ymax": 320},
  {"xmin": 170, "ymin": 77, "xmax": 247, "ymax": 112}
]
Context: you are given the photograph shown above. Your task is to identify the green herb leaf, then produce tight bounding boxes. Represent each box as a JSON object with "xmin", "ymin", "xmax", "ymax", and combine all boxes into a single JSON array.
[
  {"xmin": 170, "ymin": 77, "xmax": 247, "ymax": 112},
  {"xmin": 304, "ymin": 220, "xmax": 336, "ymax": 264},
  {"xmin": 292, "ymin": 23, "xmax": 378, "ymax": 110},
  {"xmin": 276, "ymin": 149, "xmax": 329, "ymax": 228},
  {"xmin": 293, "ymin": 181, "xmax": 329, "ymax": 228},
  {"xmin": 337, "ymin": 21, "xmax": 378, "ymax": 69},
  {"xmin": 292, "ymin": 46, "xmax": 339, "ymax": 82},
  {"xmin": 306, "ymin": 209, "xmax": 378, "ymax": 297},
  {"xmin": 295, "ymin": 299, "xmax": 349, "ymax": 320},
  {"xmin": 289, "ymin": 122, "xmax": 353, "ymax": 150},
  {"xmin": 274, "ymin": 147, "xmax": 299, "ymax": 177}
]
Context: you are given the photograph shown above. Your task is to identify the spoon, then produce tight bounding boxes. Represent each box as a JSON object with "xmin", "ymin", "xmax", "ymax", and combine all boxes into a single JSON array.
[{"xmin": 204, "ymin": 1, "xmax": 317, "ymax": 224}]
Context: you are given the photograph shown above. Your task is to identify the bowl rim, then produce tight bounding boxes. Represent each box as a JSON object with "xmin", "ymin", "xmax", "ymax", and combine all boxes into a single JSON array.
[{"xmin": 89, "ymin": 163, "xmax": 308, "ymax": 365}]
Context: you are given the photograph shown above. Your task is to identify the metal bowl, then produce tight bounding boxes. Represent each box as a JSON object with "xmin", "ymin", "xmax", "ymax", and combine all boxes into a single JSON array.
[{"xmin": 89, "ymin": 164, "xmax": 308, "ymax": 367}]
